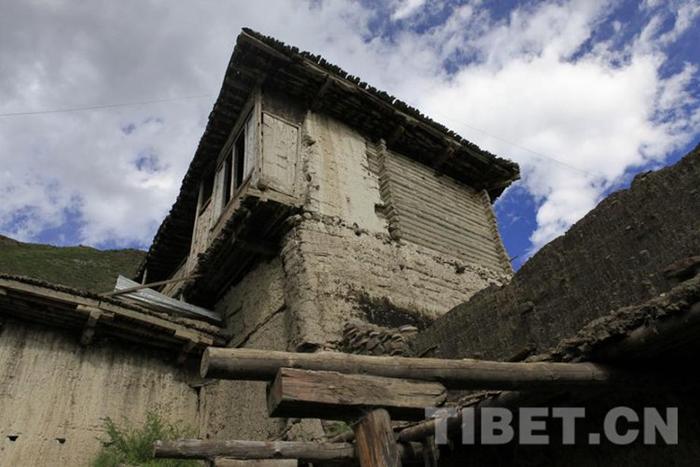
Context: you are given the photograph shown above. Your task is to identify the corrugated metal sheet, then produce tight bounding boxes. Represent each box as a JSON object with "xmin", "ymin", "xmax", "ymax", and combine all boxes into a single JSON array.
[{"xmin": 378, "ymin": 146, "xmax": 510, "ymax": 273}]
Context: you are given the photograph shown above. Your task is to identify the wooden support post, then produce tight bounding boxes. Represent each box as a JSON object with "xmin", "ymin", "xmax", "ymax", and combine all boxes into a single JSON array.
[
  {"xmin": 267, "ymin": 368, "xmax": 446, "ymax": 421},
  {"xmin": 202, "ymin": 348, "xmax": 664, "ymax": 391},
  {"xmin": 353, "ymin": 409, "xmax": 402, "ymax": 467},
  {"xmin": 421, "ymin": 437, "xmax": 438, "ymax": 467}
]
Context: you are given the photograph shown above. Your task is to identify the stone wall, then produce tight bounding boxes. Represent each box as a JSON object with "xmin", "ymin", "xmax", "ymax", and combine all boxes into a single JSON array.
[
  {"xmin": 0, "ymin": 319, "xmax": 200, "ymax": 467},
  {"xmin": 412, "ymin": 146, "xmax": 700, "ymax": 361},
  {"xmin": 280, "ymin": 215, "xmax": 507, "ymax": 350}
]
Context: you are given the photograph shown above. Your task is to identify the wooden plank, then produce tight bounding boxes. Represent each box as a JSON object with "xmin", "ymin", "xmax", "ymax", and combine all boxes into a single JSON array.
[
  {"xmin": 267, "ymin": 368, "xmax": 446, "ymax": 421},
  {"xmin": 353, "ymin": 409, "xmax": 401, "ymax": 467},
  {"xmin": 154, "ymin": 439, "xmax": 355, "ymax": 462},
  {"xmin": 201, "ymin": 348, "xmax": 656, "ymax": 391}
]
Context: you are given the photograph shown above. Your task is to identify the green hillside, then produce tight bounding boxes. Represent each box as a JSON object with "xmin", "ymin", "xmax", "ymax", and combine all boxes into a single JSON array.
[{"xmin": 0, "ymin": 234, "xmax": 145, "ymax": 293}]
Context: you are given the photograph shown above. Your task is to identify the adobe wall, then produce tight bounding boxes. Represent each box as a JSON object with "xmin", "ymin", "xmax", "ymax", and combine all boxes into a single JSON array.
[
  {"xmin": 280, "ymin": 215, "xmax": 506, "ymax": 350},
  {"xmin": 0, "ymin": 319, "xmax": 200, "ymax": 467},
  {"xmin": 201, "ymin": 95, "xmax": 515, "ymax": 442},
  {"xmin": 412, "ymin": 146, "xmax": 700, "ymax": 361},
  {"xmin": 276, "ymin": 107, "xmax": 510, "ymax": 349}
]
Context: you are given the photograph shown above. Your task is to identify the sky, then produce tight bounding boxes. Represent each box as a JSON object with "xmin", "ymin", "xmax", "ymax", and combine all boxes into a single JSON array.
[{"xmin": 0, "ymin": 0, "xmax": 698, "ymax": 269}]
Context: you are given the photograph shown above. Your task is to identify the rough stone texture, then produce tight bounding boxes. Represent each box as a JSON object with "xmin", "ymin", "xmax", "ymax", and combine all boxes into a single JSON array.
[
  {"xmin": 280, "ymin": 216, "xmax": 508, "ymax": 350},
  {"xmin": 0, "ymin": 319, "xmax": 199, "ymax": 467},
  {"xmin": 215, "ymin": 258, "xmax": 286, "ymax": 347},
  {"xmin": 412, "ymin": 147, "xmax": 700, "ymax": 361},
  {"xmin": 202, "ymin": 259, "xmax": 290, "ymax": 442},
  {"xmin": 198, "ymin": 311, "xmax": 289, "ymax": 441}
]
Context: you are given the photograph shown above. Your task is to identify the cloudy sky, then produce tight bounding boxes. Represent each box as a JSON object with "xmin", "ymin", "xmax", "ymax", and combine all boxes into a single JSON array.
[{"xmin": 1, "ymin": 0, "xmax": 698, "ymax": 268}]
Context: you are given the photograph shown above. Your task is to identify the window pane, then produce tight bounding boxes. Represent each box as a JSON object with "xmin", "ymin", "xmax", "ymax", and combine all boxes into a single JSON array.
[
  {"xmin": 222, "ymin": 154, "xmax": 232, "ymax": 207},
  {"xmin": 234, "ymin": 130, "xmax": 245, "ymax": 189}
]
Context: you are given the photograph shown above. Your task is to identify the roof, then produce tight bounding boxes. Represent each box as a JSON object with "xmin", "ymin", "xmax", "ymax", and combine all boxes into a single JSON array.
[
  {"xmin": 139, "ymin": 28, "xmax": 520, "ymax": 284},
  {"xmin": 0, "ymin": 274, "xmax": 225, "ymax": 358}
]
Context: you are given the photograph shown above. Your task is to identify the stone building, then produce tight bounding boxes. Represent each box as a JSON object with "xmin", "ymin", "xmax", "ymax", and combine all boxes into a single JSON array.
[
  {"xmin": 1, "ymin": 29, "xmax": 519, "ymax": 465},
  {"xmin": 7, "ymin": 28, "xmax": 694, "ymax": 467},
  {"xmin": 135, "ymin": 28, "xmax": 520, "ymax": 442},
  {"xmin": 141, "ymin": 29, "xmax": 519, "ymax": 339}
]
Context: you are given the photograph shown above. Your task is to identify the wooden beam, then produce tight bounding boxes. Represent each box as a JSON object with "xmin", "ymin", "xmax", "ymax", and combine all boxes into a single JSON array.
[
  {"xmin": 201, "ymin": 348, "xmax": 657, "ymax": 391},
  {"xmin": 154, "ymin": 439, "xmax": 353, "ymax": 462},
  {"xmin": 310, "ymin": 74, "xmax": 333, "ymax": 112},
  {"xmin": 267, "ymin": 368, "xmax": 446, "ymax": 421},
  {"xmin": 154, "ymin": 439, "xmax": 424, "ymax": 464},
  {"xmin": 213, "ymin": 459, "xmax": 297, "ymax": 467},
  {"xmin": 80, "ymin": 309, "xmax": 103, "ymax": 346},
  {"xmin": 386, "ymin": 121, "xmax": 407, "ymax": 147},
  {"xmin": 431, "ymin": 146, "xmax": 455, "ymax": 172},
  {"xmin": 237, "ymin": 238, "xmax": 278, "ymax": 257},
  {"xmin": 354, "ymin": 409, "xmax": 402, "ymax": 467}
]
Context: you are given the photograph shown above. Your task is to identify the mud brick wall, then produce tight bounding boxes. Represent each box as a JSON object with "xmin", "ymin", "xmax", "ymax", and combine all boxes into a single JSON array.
[{"xmin": 412, "ymin": 145, "xmax": 700, "ymax": 361}]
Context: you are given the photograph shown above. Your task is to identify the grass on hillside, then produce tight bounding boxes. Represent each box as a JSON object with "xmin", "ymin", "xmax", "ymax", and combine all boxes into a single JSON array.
[{"xmin": 0, "ymin": 234, "xmax": 145, "ymax": 293}]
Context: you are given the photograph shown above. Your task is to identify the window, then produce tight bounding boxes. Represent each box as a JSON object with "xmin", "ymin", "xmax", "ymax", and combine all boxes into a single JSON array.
[
  {"xmin": 199, "ymin": 171, "xmax": 215, "ymax": 213},
  {"xmin": 222, "ymin": 153, "xmax": 232, "ymax": 207},
  {"xmin": 234, "ymin": 131, "xmax": 245, "ymax": 190},
  {"xmin": 216, "ymin": 111, "xmax": 256, "ymax": 215}
]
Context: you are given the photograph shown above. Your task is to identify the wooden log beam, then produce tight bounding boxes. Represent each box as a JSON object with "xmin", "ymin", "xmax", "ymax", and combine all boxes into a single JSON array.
[
  {"xmin": 354, "ymin": 409, "xmax": 402, "ymax": 467},
  {"xmin": 201, "ymin": 348, "xmax": 657, "ymax": 391},
  {"xmin": 154, "ymin": 439, "xmax": 354, "ymax": 462},
  {"xmin": 267, "ymin": 368, "xmax": 446, "ymax": 421},
  {"xmin": 153, "ymin": 439, "xmax": 422, "ymax": 463}
]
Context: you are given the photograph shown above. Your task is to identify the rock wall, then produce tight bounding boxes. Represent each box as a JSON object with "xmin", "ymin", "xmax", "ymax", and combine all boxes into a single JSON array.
[
  {"xmin": 0, "ymin": 319, "xmax": 200, "ymax": 467},
  {"xmin": 280, "ymin": 215, "xmax": 507, "ymax": 350},
  {"xmin": 412, "ymin": 147, "xmax": 700, "ymax": 361}
]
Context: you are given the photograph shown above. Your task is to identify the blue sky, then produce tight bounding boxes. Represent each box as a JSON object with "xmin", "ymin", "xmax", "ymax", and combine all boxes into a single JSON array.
[{"xmin": 0, "ymin": 0, "xmax": 698, "ymax": 270}]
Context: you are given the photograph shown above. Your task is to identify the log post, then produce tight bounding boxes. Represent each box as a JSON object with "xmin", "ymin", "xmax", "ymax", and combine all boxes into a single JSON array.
[{"xmin": 353, "ymin": 409, "xmax": 402, "ymax": 467}]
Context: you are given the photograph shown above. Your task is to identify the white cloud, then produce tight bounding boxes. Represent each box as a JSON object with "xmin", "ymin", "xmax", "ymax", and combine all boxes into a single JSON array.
[
  {"xmin": 391, "ymin": 0, "xmax": 427, "ymax": 21},
  {"xmin": 0, "ymin": 0, "xmax": 698, "ymax": 257}
]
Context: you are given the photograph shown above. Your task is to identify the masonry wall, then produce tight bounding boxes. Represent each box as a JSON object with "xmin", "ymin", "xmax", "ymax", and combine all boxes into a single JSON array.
[
  {"xmin": 412, "ymin": 146, "xmax": 700, "ymax": 361},
  {"xmin": 0, "ymin": 319, "xmax": 200, "ymax": 467}
]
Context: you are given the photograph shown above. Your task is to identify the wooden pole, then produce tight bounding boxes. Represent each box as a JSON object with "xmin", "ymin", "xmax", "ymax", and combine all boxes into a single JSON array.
[
  {"xmin": 153, "ymin": 439, "xmax": 422, "ymax": 463},
  {"xmin": 353, "ymin": 409, "xmax": 402, "ymax": 467},
  {"xmin": 153, "ymin": 439, "xmax": 354, "ymax": 462},
  {"xmin": 201, "ymin": 347, "xmax": 653, "ymax": 391},
  {"xmin": 267, "ymin": 368, "xmax": 446, "ymax": 420}
]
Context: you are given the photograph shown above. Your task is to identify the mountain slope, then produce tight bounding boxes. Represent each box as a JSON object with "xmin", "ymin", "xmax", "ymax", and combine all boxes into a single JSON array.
[{"xmin": 0, "ymin": 235, "xmax": 145, "ymax": 293}]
